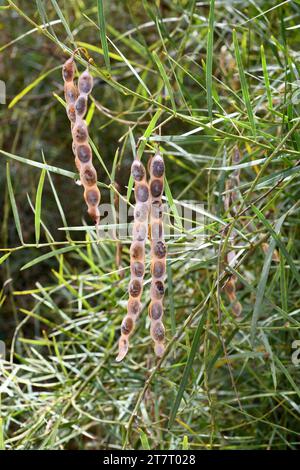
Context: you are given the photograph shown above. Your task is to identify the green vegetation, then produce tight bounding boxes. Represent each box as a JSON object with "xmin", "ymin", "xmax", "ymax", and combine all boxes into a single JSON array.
[{"xmin": 0, "ymin": 0, "xmax": 300, "ymax": 450}]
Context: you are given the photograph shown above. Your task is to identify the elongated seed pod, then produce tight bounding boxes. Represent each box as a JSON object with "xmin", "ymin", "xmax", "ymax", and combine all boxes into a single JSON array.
[
  {"xmin": 223, "ymin": 147, "xmax": 242, "ymax": 317},
  {"xmin": 149, "ymin": 152, "xmax": 166, "ymax": 357},
  {"xmin": 62, "ymin": 57, "xmax": 100, "ymax": 224},
  {"xmin": 116, "ymin": 160, "xmax": 149, "ymax": 362}
]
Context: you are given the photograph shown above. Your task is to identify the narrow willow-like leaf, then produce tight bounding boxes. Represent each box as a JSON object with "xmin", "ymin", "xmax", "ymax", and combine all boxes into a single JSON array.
[
  {"xmin": 35, "ymin": 168, "xmax": 46, "ymax": 246},
  {"xmin": 182, "ymin": 435, "xmax": 189, "ymax": 450},
  {"xmin": 233, "ymin": 29, "xmax": 256, "ymax": 136},
  {"xmin": 169, "ymin": 311, "xmax": 206, "ymax": 426},
  {"xmin": 0, "ymin": 253, "xmax": 11, "ymax": 265},
  {"xmin": 206, "ymin": 0, "xmax": 215, "ymax": 120},
  {"xmin": 97, "ymin": 0, "xmax": 111, "ymax": 73},
  {"xmin": 50, "ymin": 0, "xmax": 74, "ymax": 43},
  {"xmin": 164, "ymin": 178, "xmax": 183, "ymax": 231},
  {"xmin": 0, "ymin": 416, "xmax": 4, "ymax": 450},
  {"xmin": 6, "ymin": 163, "xmax": 24, "ymax": 244},
  {"xmin": 261, "ymin": 44, "xmax": 273, "ymax": 111},
  {"xmin": 152, "ymin": 50, "xmax": 176, "ymax": 112},
  {"xmin": 21, "ymin": 245, "xmax": 83, "ymax": 271},
  {"xmin": 0, "ymin": 150, "xmax": 77, "ymax": 180},
  {"xmin": 139, "ymin": 430, "xmax": 151, "ymax": 450},
  {"xmin": 167, "ymin": 261, "xmax": 176, "ymax": 337},
  {"xmin": 8, "ymin": 65, "xmax": 61, "ymax": 109}
]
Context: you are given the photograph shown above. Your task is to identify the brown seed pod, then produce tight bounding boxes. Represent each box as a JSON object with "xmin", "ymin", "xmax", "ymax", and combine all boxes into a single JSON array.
[
  {"xmin": 131, "ymin": 261, "xmax": 145, "ymax": 278},
  {"xmin": 149, "ymin": 151, "xmax": 166, "ymax": 357},
  {"xmin": 128, "ymin": 279, "xmax": 142, "ymax": 298},
  {"xmin": 150, "ymin": 280, "xmax": 164, "ymax": 299},
  {"xmin": 72, "ymin": 122, "xmax": 88, "ymax": 143},
  {"xmin": 151, "ymin": 260, "xmax": 165, "ymax": 278},
  {"xmin": 150, "ymin": 179, "xmax": 163, "ymax": 198},
  {"xmin": 151, "ymin": 221, "xmax": 163, "ymax": 240},
  {"xmin": 151, "ymin": 321, "xmax": 165, "ymax": 342},
  {"xmin": 135, "ymin": 184, "xmax": 149, "ymax": 203},
  {"xmin": 150, "ymin": 154, "xmax": 165, "ymax": 178},
  {"xmin": 134, "ymin": 203, "xmax": 149, "ymax": 222},
  {"xmin": 153, "ymin": 240, "xmax": 166, "ymax": 259},
  {"xmin": 78, "ymin": 69, "xmax": 93, "ymax": 95},
  {"xmin": 76, "ymin": 144, "xmax": 92, "ymax": 163},
  {"xmin": 128, "ymin": 299, "xmax": 141, "ymax": 316},
  {"xmin": 121, "ymin": 316, "xmax": 134, "ymax": 335},
  {"xmin": 116, "ymin": 159, "xmax": 149, "ymax": 362},
  {"xmin": 62, "ymin": 56, "xmax": 100, "ymax": 226},
  {"xmin": 67, "ymin": 103, "xmax": 76, "ymax": 123},
  {"xmin": 222, "ymin": 148, "xmax": 243, "ymax": 318},
  {"xmin": 149, "ymin": 301, "xmax": 163, "ymax": 320},
  {"xmin": 85, "ymin": 187, "xmax": 100, "ymax": 207},
  {"xmin": 64, "ymin": 82, "xmax": 78, "ymax": 104},
  {"xmin": 130, "ymin": 241, "xmax": 144, "ymax": 260},
  {"xmin": 80, "ymin": 166, "xmax": 97, "ymax": 186},
  {"xmin": 151, "ymin": 201, "xmax": 163, "ymax": 219},
  {"xmin": 132, "ymin": 222, "xmax": 147, "ymax": 241},
  {"xmin": 75, "ymin": 95, "xmax": 87, "ymax": 117}
]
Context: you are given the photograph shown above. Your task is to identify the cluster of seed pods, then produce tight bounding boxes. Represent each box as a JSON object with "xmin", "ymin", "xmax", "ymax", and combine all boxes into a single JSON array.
[
  {"xmin": 148, "ymin": 152, "xmax": 166, "ymax": 357},
  {"xmin": 116, "ymin": 159, "xmax": 150, "ymax": 362},
  {"xmin": 62, "ymin": 56, "xmax": 100, "ymax": 224}
]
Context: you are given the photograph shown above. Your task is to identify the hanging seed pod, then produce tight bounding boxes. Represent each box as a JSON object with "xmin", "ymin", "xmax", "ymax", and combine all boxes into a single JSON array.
[
  {"xmin": 62, "ymin": 56, "xmax": 101, "ymax": 225},
  {"xmin": 148, "ymin": 151, "xmax": 166, "ymax": 357},
  {"xmin": 223, "ymin": 147, "xmax": 242, "ymax": 318},
  {"xmin": 116, "ymin": 159, "xmax": 149, "ymax": 362}
]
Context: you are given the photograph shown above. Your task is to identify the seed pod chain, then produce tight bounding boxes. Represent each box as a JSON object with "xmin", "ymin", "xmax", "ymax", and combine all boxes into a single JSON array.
[
  {"xmin": 148, "ymin": 151, "xmax": 166, "ymax": 357},
  {"xmin": 116, "ymin": 159, "xmax": 149, "ymax": 362},
  {"xmin": 62, "ymin": 55, "xmax": 101, "ymax": 224}
]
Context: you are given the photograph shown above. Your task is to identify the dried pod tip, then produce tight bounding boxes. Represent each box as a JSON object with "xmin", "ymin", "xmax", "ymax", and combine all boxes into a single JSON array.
[
  {"xmin": 232, "ymin": 301, "xmax": 242, "ymax": 317},
  {"xmin": 87, "ymin": 206, "xmax": 100, "ymax": 225},
  {"xmin": 116, "ymin": 337, "xmax": 129, "ymax": 362},
  {"xmin": 154, "ymin": 342, "xmax": 165, "ymax": 358}
]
